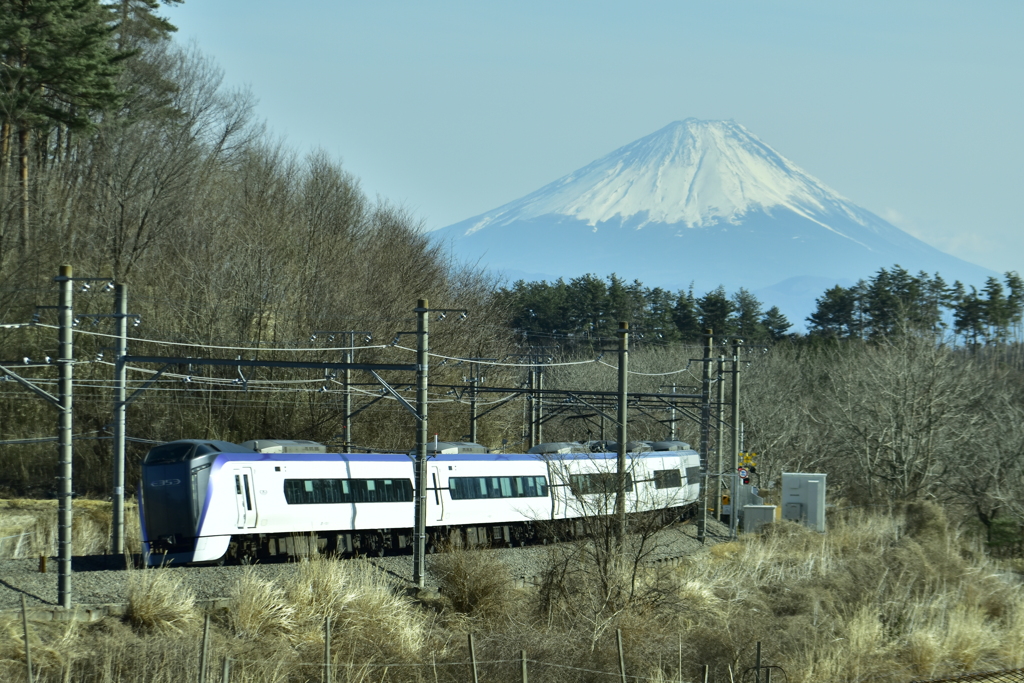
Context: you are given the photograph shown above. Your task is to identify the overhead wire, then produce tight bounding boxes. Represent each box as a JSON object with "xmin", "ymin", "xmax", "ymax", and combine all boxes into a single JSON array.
[{"xmin": 32, "ymin": 323, "xmax": 387, "ymax": 353}]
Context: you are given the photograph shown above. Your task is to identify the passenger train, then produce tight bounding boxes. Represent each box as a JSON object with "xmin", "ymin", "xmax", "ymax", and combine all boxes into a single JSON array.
[{"xmin": 139, "ymin": 438, "xmax": 701, "ymax": 565}]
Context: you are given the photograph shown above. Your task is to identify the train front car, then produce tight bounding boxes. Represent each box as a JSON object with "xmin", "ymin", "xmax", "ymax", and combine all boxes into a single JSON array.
[{"xmin": 139, "ymin": 439, "xmax": 250, "ymax": 566}]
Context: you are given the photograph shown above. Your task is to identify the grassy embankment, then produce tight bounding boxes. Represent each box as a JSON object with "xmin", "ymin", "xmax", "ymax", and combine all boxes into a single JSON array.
[{"xmin": 1, "ymin": 502, "xmax": 1023, "ymax": 682}]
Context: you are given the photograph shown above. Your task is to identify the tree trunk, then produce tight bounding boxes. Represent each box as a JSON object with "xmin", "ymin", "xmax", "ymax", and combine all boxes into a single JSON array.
[
  {"xmin": 19, "ymin": 127, "xmax": 31, "ymax": 255},
  {"xmin": 0, "ymin": 121, "xmax": 8, "ymax": 268}
]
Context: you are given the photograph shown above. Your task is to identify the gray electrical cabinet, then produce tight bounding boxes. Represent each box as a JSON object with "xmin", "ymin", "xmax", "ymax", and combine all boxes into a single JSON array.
[
  {"xmin": 781, "ymin": 472, "xmax": 827, "ymax": 532},
  {"xmin": 743, "ymin": 505, "xmax": 778, "ymax": 533}
]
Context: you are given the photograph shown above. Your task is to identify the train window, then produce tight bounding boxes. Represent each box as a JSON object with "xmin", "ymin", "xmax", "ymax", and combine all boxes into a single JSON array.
[
  {"xmin": 283, "ymin": 478, "xmax": 413, "ymax": 504},
  {"xmin": 243, "ymin": 475, "xmax": 253, "ymax": 510},
  {"xmin": 653, "ymin": 469, "xmax": 682, "ymax": 489},
  {"xmin": 448, "ymin": 476, "xmax": 548, "ymax": 500},
  {"xmin": 685, "ymin": 466, "xmax": 701, "ymax": 485},
  {"xmin": 569, "ymin": 473, "xmax": 634, "ymax": 496},
  {"xmin": 145, "ymin": 442, "xmax": 195, "ymax": 464}
]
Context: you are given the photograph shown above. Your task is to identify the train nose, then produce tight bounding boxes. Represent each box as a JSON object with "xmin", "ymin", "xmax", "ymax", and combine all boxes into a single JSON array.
[{"xmin": 142, "ymin": 462, "xmax": 196, "ymax": 543}]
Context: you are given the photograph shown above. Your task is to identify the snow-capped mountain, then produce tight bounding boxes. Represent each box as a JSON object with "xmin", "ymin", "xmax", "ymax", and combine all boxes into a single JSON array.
[{"xmin": 433, "ymin": 119, "xmax": 992, "ymax": 322}]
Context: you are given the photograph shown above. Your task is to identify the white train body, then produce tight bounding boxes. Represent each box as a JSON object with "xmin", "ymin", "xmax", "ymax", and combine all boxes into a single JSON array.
[{"xmin": 139, "ymin": 439, "xmax": 701, "ymax": 565}]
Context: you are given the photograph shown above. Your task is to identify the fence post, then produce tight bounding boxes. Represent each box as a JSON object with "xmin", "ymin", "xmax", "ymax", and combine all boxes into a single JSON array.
[
  {"xmin": 701, "ymin": 664, "xmax": 709, "ymax": 683},
  {"xmin": 468, "ymin": 633, "xmax": 479, "ymax": 683},
  {"xmin": 521, "ymin": 650, "xmax": 528, "ymax": 683},
  {"xmin": 324, "ymin": 616, "xmax": 332, "ymax": 683},
  {"xmin": 199, "ymin": 614, "xmax": 210, "ymax": 683},
  {"xmin": 221, "ymin": 657, "xmax": 231, "ymax": 683},
  {"xmin": 22, "ymin": 595, "xmax": 33, "ymax": 683},
  {"xmin": 678, "ymin": 635, "xmax": 683, "ymax": 683},
  {"xmin": 617, "ymin": 628, "xmax": 626, "ymax": 683}
]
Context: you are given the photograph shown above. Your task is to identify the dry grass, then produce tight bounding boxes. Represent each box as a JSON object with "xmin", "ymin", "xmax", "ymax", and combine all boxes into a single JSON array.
[
  {"xmin": 429, "ymin": 543, "xmax": 517, "ymax": 619},
  {"xmin": 283, "ymin": 554, "xmax": 434, "ymax": 664},
  {"xmin": 226, "ymin": 564, "xmax": 296, "ymax": 640},
  {"xmin": 5, "ymin": 503, "xmax": 1024, "ymax": 682},
  {"xmin": 0, "ymin": 498, "xmax": 142, "ymax": 558},
  {"xmin": 124, "ymin": 565, "xmax": 199, "ymax": 633}
]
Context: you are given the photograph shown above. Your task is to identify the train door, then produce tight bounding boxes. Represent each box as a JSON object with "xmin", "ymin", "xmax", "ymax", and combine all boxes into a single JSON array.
[
  {"xmin": 233, "ymin": 467, "xmax": 258, "ymax": 529},
  {"xmin": 431, "ymin": 466, "xmax": 445, "ymax": 522},
  {"xmin": 548, "ymin": 462, "xmax": 564, "ymax": 519}
]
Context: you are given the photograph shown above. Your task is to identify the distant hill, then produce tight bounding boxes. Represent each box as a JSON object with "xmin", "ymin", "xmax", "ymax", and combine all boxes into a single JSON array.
[{"xmin": 432, "ymin": 119, "xmax": 993, "ymax": 325}]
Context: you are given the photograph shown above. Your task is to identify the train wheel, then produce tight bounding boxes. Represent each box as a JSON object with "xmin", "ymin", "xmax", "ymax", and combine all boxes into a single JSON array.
[{"xmin": 365, "ymin": 532, "xmax": 385, "ymax": 558}]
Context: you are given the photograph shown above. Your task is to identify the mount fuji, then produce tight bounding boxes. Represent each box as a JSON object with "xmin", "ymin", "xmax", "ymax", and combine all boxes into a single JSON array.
[{"xmin": 432, "ymin": 119, "xmax": 993, "ymax": 323}]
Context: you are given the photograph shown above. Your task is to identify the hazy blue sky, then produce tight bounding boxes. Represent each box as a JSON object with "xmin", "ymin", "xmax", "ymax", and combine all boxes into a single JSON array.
[{"xmin": 165, "ymin": 1, "xmax": 1024, "ymax": 276}]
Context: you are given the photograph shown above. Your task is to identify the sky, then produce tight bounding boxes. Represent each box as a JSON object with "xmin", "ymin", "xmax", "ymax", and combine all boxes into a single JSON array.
[{"xmin": 164, "ymin": 0, "xmax": 1024, "ymax": 276}]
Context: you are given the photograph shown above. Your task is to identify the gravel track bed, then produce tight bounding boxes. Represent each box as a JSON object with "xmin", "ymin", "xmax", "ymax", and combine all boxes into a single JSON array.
[{"xmin": 0, "ymin": 520, "xmax": 730, "ymax": 613}]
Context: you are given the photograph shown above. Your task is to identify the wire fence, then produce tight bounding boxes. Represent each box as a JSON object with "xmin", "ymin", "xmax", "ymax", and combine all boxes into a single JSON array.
[{"xmin": 11, "ymin": 604, "xmax": 1023, "ymax": 683}]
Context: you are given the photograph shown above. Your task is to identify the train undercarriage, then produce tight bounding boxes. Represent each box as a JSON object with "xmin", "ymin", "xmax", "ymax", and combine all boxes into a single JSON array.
[{"xmin": 200, "ymin": 504, "xmax": 696, "ymax": 564}]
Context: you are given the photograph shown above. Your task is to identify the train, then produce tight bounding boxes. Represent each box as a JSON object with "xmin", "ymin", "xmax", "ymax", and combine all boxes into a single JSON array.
[{"xmin": 139, "ymin": 438, "xmax": 702, "ymax": 565}]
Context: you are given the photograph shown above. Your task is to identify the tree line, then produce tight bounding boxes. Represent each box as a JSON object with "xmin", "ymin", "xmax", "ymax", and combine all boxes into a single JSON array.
[
  {"xmin": 497, "ymin": 266, "xmax": 1024, "ymax": 348},
  {"xmin": 807, "ymin": 266, "xmax": 1023, "ymax": 344},
  {"xmin": 495, "ymin": 274, "xmax": 792, "ymax": 345}
]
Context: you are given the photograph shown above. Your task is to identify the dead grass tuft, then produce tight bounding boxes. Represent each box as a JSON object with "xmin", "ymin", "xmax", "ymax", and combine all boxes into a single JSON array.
[
  {"xmin": 227, "ymin": 565, "xmax": 296, "ymax": 640},
  {"xmin": 284, "ymin": 554, "xmax": 432, "ymax": 664},
  {"xmin": 429, "ymin": 543, "xmax": 516, "ymax": 619},
  {"xmin": 124, "ymin": 565, "xmax": 199, "ymax": 633}
]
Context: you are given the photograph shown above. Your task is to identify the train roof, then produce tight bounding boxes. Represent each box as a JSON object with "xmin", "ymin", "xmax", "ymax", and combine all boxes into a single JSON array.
[{"xmin": 143, "ymin": 439, "xmax": 696, "ymax": 467}]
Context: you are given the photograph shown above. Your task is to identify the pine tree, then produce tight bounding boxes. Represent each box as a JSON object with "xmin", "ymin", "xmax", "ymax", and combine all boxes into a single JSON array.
[
  {"xmin": 807, "ymin": 285, "xmax": 858, "ymax": 338},
  {"xmin": 672, "ymin": 287, "xmax": 701, "ymax": 342},
  {"xmin": 0, "ymin": 0, "xmax": 124, "ymax": 258},
  {"xmin": 954, "ymin": 286, "xmax": 986, "ymax": 347},
  {"xmin": 731, "ymin": 287, "xmax": 765, "ymax": 340},
  {"xmin": 1005, "ymin": 272, "xmax": 1024, "ymax": 340},
  {"xmin": 982, "ymin": 276, "xmax": 1011, "ymax": 343},
  {"xmin": 642, "ymin": 287, "xmax": 681, "ymax": 343},
  {"xmin": 698, "ymin": 286, "xmax": 735, "ymax": 337},
  {"xmin": 761, "ymin": 306, "xmax": 792, "ymax": 341}
]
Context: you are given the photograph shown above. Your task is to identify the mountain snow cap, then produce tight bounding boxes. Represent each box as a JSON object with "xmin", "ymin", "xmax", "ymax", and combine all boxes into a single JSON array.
[{"xmin": 465, "ymin": 118, "xmax": 865, "ymax": 234}]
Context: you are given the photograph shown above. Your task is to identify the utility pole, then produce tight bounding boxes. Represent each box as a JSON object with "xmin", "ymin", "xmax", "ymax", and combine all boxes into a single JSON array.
[
  {"xmin": 344, "ymin": 332, "xmax": 354, "ymax": 453},
  {"xmin": 312, "ymin": 330, "xmax": 373, "ymax": 453},
  {"xmin": 527, "ymin": 368, "xmax": 537, "ymax": 448},
  {"xmin": 468, "ymin": 361, "xmax": 480, "ymax": 443},
  {"xmin": 338, "ymin": 331, "xmax": 372, "ymax": 452},
  {"xmin": 536, "ymin": 365, "xmax": 544, "ymax": 446},
  {"xmin": 697, "ymin": 329, "xmax": 712, "ymax": 544},
  {"xmin": 716, "ymin": 355, "xmax": 725, "ymax": 522},
  {"xmin": 111, "ymin": 283, "xmax": 127, "ymax": 555},
  {"xmin": 730, "ymin": 339, "xmax": 743, "ymax": 538},
  {"xmin": 408, "ymin": 302, "xmax": 467, "ymax": 588},
  {"xmin": 413, "ymin": 299, "xmax": 429, "ymax": 588},
  {"xmin": 669, "ymin": 384, "xmax": 677, "ymax": 441},
  {"xmin": 57, "ymin": 265, "xmax": 73, "ymax": 609},
  {"xmin": 615, "ymin": 322, "xmax": 629, "ymax": 543}
]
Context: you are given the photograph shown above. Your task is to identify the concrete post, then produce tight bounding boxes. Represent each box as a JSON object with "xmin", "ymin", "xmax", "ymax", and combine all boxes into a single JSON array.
[
  {"xmin": 112, "ymin": 283, "xmax": 127, "ymax": 555},
  {"xmin": 56, "ymin": 265, "xmax": 73, "ymax": 609},
  {"xmin": 413, "ymin": 299, "xmax": 429, "ymax": 588},
  {"xmin": 697, "ymin": 329, "xmax": 712, "ymax": 544},
  {"xmin": 616, "ymin": 322, "xmax": 629, "ymax": 542}
]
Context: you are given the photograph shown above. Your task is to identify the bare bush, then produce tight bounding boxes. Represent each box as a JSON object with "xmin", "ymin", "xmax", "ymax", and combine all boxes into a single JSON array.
[{"xmin": 429, "ymin": 543, "xmax": 516, "ymax": 619}]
